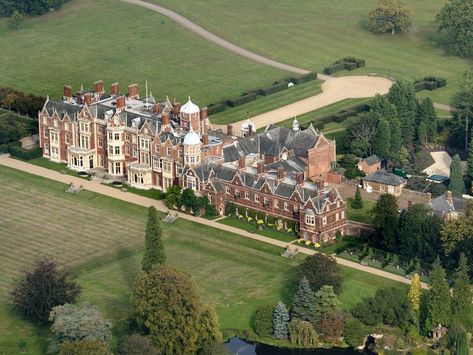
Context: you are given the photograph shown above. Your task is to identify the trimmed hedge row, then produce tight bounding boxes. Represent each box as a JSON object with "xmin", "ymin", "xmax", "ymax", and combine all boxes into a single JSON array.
[
  {"xmin": 324, "ymin": 57, "xmax": 365, "ymax": 75},
  {"xmin": 300, "ymin": 103, "xmax": 371, "ymax": 131},
  {"xmin": 8, "ymin": 146, "xmax": 42, "ymax": 160},
  {"xmin": 207, "ymin": 72, "xmax": 317, "ymax": 112},
  {"xmin": 414, "ymin": 76, "xmax": 447, "ymax": 92}
]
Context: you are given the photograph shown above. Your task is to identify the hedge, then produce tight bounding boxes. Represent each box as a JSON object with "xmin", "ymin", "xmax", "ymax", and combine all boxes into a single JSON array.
[
  {"xmin": 258, "ymin": 81, "xmax": 288, "ymax": 96},
  {"xmin": 226, "ymin": 92, "xmax": 257, "ymax": 107},
  {"xmin": 324, "ymin": 57, "xmax": 365, "ymax": 75},
  {"xmin": 207, "ymin": 103, "xmax": 226, "ymax": 115},
  {"xmin": 8, "ymin": 146, "xmax": 42, "ymax": 160},
  {"xmin": 413, "ymin": 76, "xmax": 447, "ymax": 92},
  {"xmin": 291, "ymin": 72, "xmax": 317, "ymax": 85}
]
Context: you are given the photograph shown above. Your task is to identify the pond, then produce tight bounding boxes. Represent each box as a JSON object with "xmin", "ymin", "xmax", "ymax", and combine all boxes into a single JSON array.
[{"xmin": 225, "ymin": 337, "xmax": 373, "ymax": 355}]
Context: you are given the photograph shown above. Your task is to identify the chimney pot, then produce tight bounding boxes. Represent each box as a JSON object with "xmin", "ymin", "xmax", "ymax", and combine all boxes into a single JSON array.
[
  {"xmin": 84, "ymin": 93, "xmax": 93, "ymax": 106},
  {"xmin": 277, "ymin": 167, "xmax": 284, "ymax": 180},
  {"xmin": 162, "ymin": 112, "xmax": 170, "ymax": 126},
  {"xmin": 202, "ymin": 134, "xmax": 209, "ymax": 145},
  {"xmin": 227, "ymin": 124, "xmax": 234, "ymax": 136},
  {"xmin": 63, "ymin": 85, "xmax": 72, "ymax": 100},
  {"xmin": 238, "ymin": 156, "xmax": 246, "ymax": 169},
  {"xmin": 200, "ymin": 107, "xmax": 208, "ymax": 121},
  {"xmin": 248, "ymin": 124, "xmax": 253, "ymax": 137},
  {"xmin": 111, "ymin": 83, "xmax": 120, "ymax": 96},
  {"xmin": 296, "ymin": 172, "xmax": 305, "ymax": 185}
]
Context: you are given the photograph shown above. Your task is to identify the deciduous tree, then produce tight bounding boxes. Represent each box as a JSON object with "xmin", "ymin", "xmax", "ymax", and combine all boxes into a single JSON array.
[
  {"xmin": 297, "ymin": 254, "xmax": 342, "ymax": 294},
  {"xmin": 288, "ymin": 320, "xmax": 318, "ymax": 348},
  {"xmin": 408, "ymin": 273, "xmax": 422, "ymax": 323},
  {"xmin": 449, "ymin": 154, "xmax": 465, "ymax": 197},
  {"xmin": 370, "ymin": 193, "xmax": 399, "ymax": 252},
  {"xmin": 437, "ymin": 0, "xmax": 473, "ymax": 58},
  {"xmin": 59, "ymin": 340, "xmax": 108, "ymax": 355},
  {"xmin": 291, "ymin": 277, "xmax": 317, "ymax": 323},
  {"xmin": 132, "ymin": 266, "xmax": 221, "ymax": 354},
  {"xmin": 343, "ymin": 317, "xmax": 367, "ymax": 347},
  {"xmin": 273, "ymin": 302, "xmax": 290, "ymax": 339},
  {"xmin": 315, "ymin": 310, "xmax": 346, "ymax": 341},
  {"xmin": 142, "ymin": 206, "xmax": 166, "ymax": 272},
  {"xmin": 11, "ymin": 256, "xmax": 81, "ymax": 324},
  {"xmin": 425, "ymin": 258, "xmax": 451, "ymax": 330},
  {"xmin": 48, "ymin": 303, "xmax": 111, "ymax": 354},
  {"xmin": 440, "ymin": 202, "xmax": 473, "ymax": 255},
  {"xmin": 368, "ymin": 0, "xmax": 412, "ymax": 35},
  {"xmin": 117, "ymin": 334, "xmax": 158, "ymax": 355},
  {"xmin": 10, "ymin": 11, "xmax": 23, "ymax": 32}
]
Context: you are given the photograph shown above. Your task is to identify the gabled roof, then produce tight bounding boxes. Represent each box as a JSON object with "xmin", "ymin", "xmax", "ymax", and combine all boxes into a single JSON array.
[
  {"xmin": 45, "ymin": 100, "xmax": 82, "ymax": 120},
  {"xmin": 429, "ymin": 193, "xmax": 466, "ymax": 215},
  {"xmin": 363, "ymin": 154, "xmax": 381, "ymax": 166},
  {"xmin": 223, "ymin": 144, "xmax": 241, "ymax": 162},
  {"xmin": 274, "ymin": 183, "xmax": 295, "ymax": 198}
]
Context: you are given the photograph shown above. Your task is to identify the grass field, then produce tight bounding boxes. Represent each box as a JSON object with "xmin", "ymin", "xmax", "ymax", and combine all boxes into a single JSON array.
[
  {"xmin": 0, "ymin": 0, "xmax": 288, "ymax": 106},
  {"xmin": 0, "ymin": 166, "xmax": 404, "ymax": 353},
  {"xmin": 150, "ymin": 0, "xmax": 472, "ymax": 104},
  {"xmin": 209, "ymin": 80, "xmax": 322, "ymax": 124},
  {"xmin": 346, "ymin": 198, "xmax": 376, "ymax": 224}
]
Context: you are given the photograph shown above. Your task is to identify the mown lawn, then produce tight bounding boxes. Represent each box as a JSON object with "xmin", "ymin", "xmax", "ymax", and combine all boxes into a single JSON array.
[
  {"xmin": 217, "ymin": 217, "xmax": 296, "ymax": 243},
  {"xmin": 209, "ymin": 80, "xmax": 322, "ymax": 125},
  {"xmin": 346, "ymin": 198, "xmax": 376, "ymax": 224},
  {"xmin": 0, "ymin": 0, "xmax": 288, "ymax": 106},
  {"xmin": 149, "ymin": 0, "xmax": 470, "ymax": 104},
  {"xmin": 0, "ymin": 166, "xmax": 402, "ymax": 354}
]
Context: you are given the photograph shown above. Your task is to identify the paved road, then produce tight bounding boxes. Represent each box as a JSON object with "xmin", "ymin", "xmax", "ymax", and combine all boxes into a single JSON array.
[
  {"xmin": 119, "ymin": 0, "xmax": 309, "ymax": 75},
  {"xmin": 214, "ymin": 75, "xmax": 393, "ymax": 134},
  {"xmin": 0, "ymin": 155, "xmax": 427, "ymax": 289}
]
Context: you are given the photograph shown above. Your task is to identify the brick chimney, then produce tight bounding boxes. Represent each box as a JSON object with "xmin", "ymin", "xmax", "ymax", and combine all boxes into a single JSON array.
[
  {"xmin": 84, "ymin": 93, "xmax": 93, "ymax": 106},
  {"xmin": 296, "ymin": 172, "xmax": 305, "ymax": 185},
  {"xmin": 63, "ymin": 85, "xmax": 72, "ymax": 100},
  {"xmin": 426, "ymin": 192, "xmax": 432, "ymax": 203},
  {"xmin": 94, "ymin": 80, "xmax": 104, "ymax": 94},
  {"xmin": 257, "ymin": 161, "xmax": 264, "ymax": 175},
  {"xmin": 173, "ymin": 98, "xmax": 180, "ymax": 113},
  {"xmin": 200, "ymin": 107, "xmax": 208, "ymax": 121},
  {"xmin": 116, "ymin": 96, "xmax": 126, "ymax": 111},
  {"xmin": 227, "ymin": 124, "xmax": 234, "ymax": 136},
  {"xmin": 277, "ymin": 167, "xmax": 284, "ymax": 180},
  {"xmin": 315, "ymin": 178, "xmax": 324, "ymax": 190},
  {"xmin": 128, "ymin": 84, "xmax": 139, "ymax": 99},
  {"xmin": 202, "ymin": 134, "xmax": 209, "ymax": 145},
  {"xmin": 238, "ymin": 156, "xmax": 246, "ymax": 169},
  {"xmin": 328, "ymin": 189, "xmax": 336, "ymax": 202},
  {"xmin": 111, "ymin": 82, "xmax": 120, "ymax": 96},
  {"xmin": 248, "ymin": 124, "xmax": 253, "ymax": 137},
  {"xmin": 161, "ymin": 112, "xmax": 170, "ymax": 126},
  {"xmin": 446, "ymin": 191, "xmax": 453, "ymax": 205}
]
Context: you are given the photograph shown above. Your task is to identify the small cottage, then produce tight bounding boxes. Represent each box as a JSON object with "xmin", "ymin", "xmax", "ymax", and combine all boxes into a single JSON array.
[{"xmin": 362, "ymin": 170, "xmax": 406, "ymax": 196}]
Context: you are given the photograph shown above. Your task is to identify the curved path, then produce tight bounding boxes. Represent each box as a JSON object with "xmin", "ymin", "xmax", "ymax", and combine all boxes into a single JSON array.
[
  {"xmin": 0, "ymin": 155, "xmax": 427, "ymax": 289},
  {"xmin": 214, "ymin": 76, "xmax": 393, "ymax": 134},
  {"xmin": 120, "ymin": 0, "xmax": 310, "ymax": 75}
]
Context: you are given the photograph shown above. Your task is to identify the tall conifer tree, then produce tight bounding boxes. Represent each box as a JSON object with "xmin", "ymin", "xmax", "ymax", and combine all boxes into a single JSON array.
[
  {"xmin": 408, "ymin": 273, "xmax": 422, "ymax": 324},
  {"xmin": 426, "ymin": 258, "xmax": 451, "ymax": 329},
  {"xmin": 374, "ymin": 119, "xmax": 391, "ymax": 159},
  {"xmin": 142, "ymin": 206, "xmax": 166, "ymax": 272},
  {"xmin": 291, "ymin": 277, "xmax": 317, "ymax": 323},
  {"xmin": 451, "ymin": 254, "xmax": 472, "ymax": 327},
  {"xmin": 467, "ymin": 129, "xmax": 473, "ymax": 180},
  {"xmin": 387, "ymin": 80, "xmax": 417, "ymax": 146},
  {"xmin": 449, "ymin": 154, "xmax": 465, "ymax": 197},
  {"xmin": 273, "ymin": 302, "xmax": 290, "ymax": 339}
]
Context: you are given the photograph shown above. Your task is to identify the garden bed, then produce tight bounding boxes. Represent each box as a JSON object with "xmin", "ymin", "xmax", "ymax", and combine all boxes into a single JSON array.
[{"xmin": 218, "ymin": 217, "xmax": 296, "ymax": 243}]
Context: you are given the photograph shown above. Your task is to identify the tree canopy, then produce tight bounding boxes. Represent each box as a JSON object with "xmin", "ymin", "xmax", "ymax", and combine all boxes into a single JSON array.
[
  {"xmin": 11, "ymin": 256, "xmax": 81, "ymax": 324},
  {"xmin": 425, "ymin": 258, "xmax": 451, "ymax": 330},
  {"xmin": 437, "ymin": 0, "xmax": 473, "ymax": 58},
  {"xmin": 297, "ymin": 254, "xmax": 342, "ymax": 294},
  {"xmin": 449, "ymin": 154, "xmax": 465, "ymax": 197},
  {"xmin": 142, "ymin": 206, "xmax": 166, "ymax": 272},
  {"xmin": 370, "ymin": 193, "xmax": 399, "ymax": 252},
  {"xmin": 132, "ymin": 265, "xmax": 221, "ymax": 354},
  {"xmin": 368, "ymin": 0, "xmax": 412, "ymax": 35},
  {"xmin": 0, "ymin": 0, "xmax": 72, "ymax": 17}
]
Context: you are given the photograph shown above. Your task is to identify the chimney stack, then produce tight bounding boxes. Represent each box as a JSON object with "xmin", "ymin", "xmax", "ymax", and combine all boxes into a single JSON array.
[
  {"xmin": 200, "ymin": 107, "xmax": 208, "ymax": 121},
  {"xmin": 296, "ymin": 172, "xmax": 305, "ymax": 185},
  {"xmin": 111, "ymin": 83, "xmax": 120, "ymax": 96},
  {"xmin": 202, "ymin": 134, "xmax": 209, "ymax": 145},
  {"xmin": 227, "ymin": 124, "xmax": 234, "ymax": 136},
  {"xmin": 257, "ymin": 161, "xmax": 264, "ymax": 175},
  {"xmin": 328, "ymin": 189, "xmax": 336, "ymax": 202},
  {"xmin": 238, "ymin": 156, "xmax": 246, "ymax": 169},
  {"xmin": 116, "ymin": 96, "xmax": 126, "ymax": 111},
  {"xmin": 84, "ymin": 93, "xmax": 93, "ymax": 106},
  {"xmin": 63, "ymin": 85, "xmax": 72, "ymax": 100},
  {"xmin": 277, "ymin": 167, "xmax": 284, "ymax": 180},
  {"xmin": 173, "ymin": 99, "xmax": 180, "ymax": 113},
  {"xmin": 154, "ymin": 103, "xmax": 161, "ymax": 114},
  {"xmin": 162, "ymin": 112, "xmax": 170, "ymax": 126},
  {"xmin": 446, "ymin": 191, "xmax": 453, "ymax": 204},
  {"xmin": 248, "ymin": 124, "xmax": 253, "ymax": 137},
  {"xmin": 128, "ymin": 84, "xmax": 139, "ymax": 99},
  {"xmin": 94, "ymin": 80, "xmax": 104, "ymax": 94}
]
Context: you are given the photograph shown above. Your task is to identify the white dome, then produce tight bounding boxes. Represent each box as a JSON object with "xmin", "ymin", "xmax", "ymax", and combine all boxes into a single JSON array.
[
  {"xmin": 183, "ymin": 130, "xmax": 201, "ymax": 145},
  {"xmin": 241, "ymin": 118, "xmax": 256, "ymax": 131},
  {"xmin": 180, "ymin": 97, "xmax": 200, "ymax": 115}
]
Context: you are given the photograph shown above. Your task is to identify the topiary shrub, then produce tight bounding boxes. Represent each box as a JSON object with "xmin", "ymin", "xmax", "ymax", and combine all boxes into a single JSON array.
[
  {"xmin": 254, "ymin": 304, "xmax": 275, "ymax": 337},
  {"xmin": 425, "ymin": 81, "xmax": 438, "ymax": 91},
  {"xmin": 258, "ymin": 81, "xmax": 288, "ymax": 96},
  {"xmin": 344, "ymin": 62, "xmax": 357, "ymax": 71},
  {"xmin": 291, "ymin": 72, "xmax": 317, "ymax": 84}
]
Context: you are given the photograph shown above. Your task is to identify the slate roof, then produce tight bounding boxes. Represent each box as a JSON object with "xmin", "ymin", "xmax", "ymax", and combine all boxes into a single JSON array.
[
  {"xmin": 213, "ymin": 165, "xmax": 237, "ymax": 181},
  {"xmin": 364, "ymin": 170, "xmax": 405, "ymax": 186},
  {"xmin": 274, "ymin": 183, "xmax": 295, "ymax": 198},
  {"xmin": 223, "ymin": 144, "xmax": 242, "ymax": 162},
  {"xmin": 429, "ymin": 193, "xmax": 466, "ymax": 215},
  {"xmin": 45, "ymin": 100, "xmax": 82, "ymax": 119},
  {"xmin": 363, "ymin": 154, "xmax": 381, "ymax": 166}
]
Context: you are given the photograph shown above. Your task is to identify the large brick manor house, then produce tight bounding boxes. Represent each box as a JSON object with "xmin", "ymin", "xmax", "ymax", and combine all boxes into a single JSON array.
[{"xmin": 38, "ymin": 81, "xmax": 347, "ymax": 242}]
